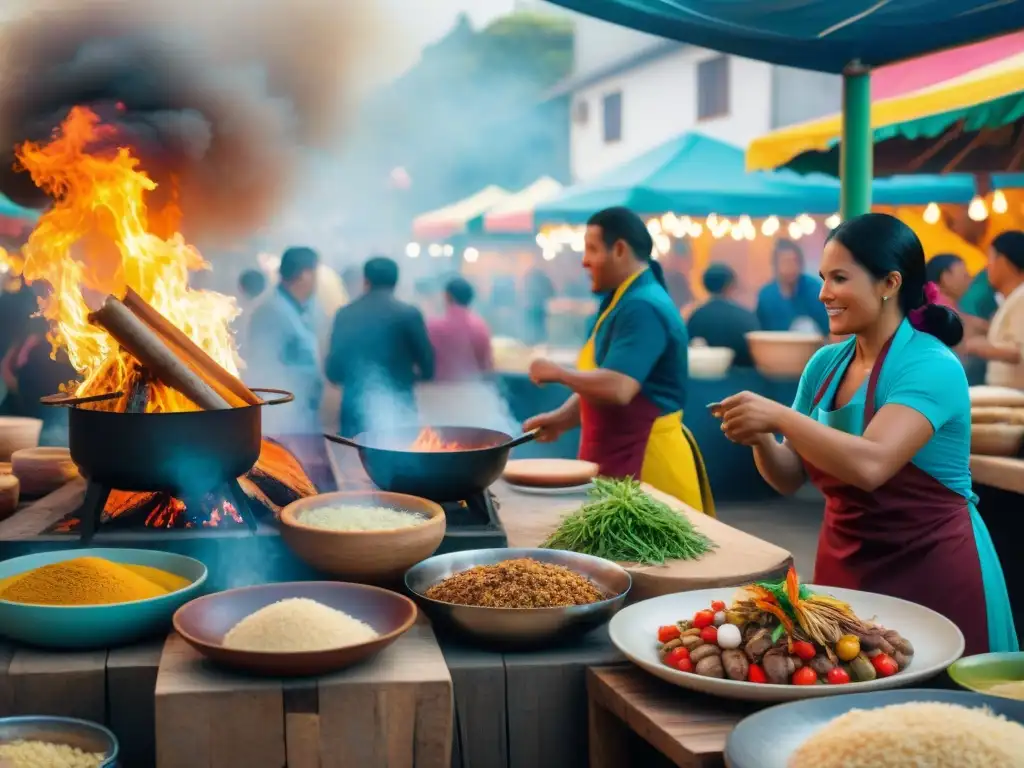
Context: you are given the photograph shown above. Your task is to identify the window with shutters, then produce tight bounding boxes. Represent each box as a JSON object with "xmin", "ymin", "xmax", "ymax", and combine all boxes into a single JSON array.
[
  {"xmin": 697, "ymin": 56, "xmax": 730, "ymax": 120},
  {"xmin": 602, "ymin": 91, "xmax": 622, "ymax": 143}
]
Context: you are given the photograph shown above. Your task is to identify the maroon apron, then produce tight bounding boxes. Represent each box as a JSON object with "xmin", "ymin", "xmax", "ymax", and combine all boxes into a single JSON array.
[{"xmin": 804, "ymin": 335, "xmax": 989, "ymax": 654}]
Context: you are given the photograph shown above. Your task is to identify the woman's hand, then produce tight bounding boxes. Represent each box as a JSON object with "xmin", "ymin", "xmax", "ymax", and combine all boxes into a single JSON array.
[
  {"xmin": 528, "ymin": 358, "xmax": 564, "ymax": 386},
  {"xmin": 718, "ymin": 391, "xmax": 785, "ymax": 446},
  {"xmin": 524, "ymin": 409, "xmax": 571, "ymax": 443}
]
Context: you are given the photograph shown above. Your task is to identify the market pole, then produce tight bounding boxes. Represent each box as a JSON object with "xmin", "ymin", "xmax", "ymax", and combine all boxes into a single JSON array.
[{"xmin": 840, "ymin": 62, "xmax": 872, "ymax": 220}]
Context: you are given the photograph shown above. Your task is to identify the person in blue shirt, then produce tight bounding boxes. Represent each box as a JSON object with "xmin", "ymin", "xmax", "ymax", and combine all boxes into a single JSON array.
[
  {"xmin": 755, "ymin": 239, "xmax": 830, "ymax": 334},
  {"xmin": 717, "ymin": 213, "xmax": 1017, "ymax": 655},
  {"xmin": 243, "ymin": 247, "xmax": 324, "ymax": 437},
  {"xmin": 687, "ymin": 263, "xmax": 759, "ymax": 367}
]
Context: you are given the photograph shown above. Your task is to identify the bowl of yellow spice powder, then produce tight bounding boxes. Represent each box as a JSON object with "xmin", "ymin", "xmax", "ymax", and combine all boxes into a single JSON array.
[{"xmin": 0, "ymin": 548, "xmax": 207, "ymax": 649}]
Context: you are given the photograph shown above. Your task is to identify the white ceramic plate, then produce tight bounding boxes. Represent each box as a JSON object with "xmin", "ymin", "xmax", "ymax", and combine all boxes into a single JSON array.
[
  {"xmin": 505, "ymin": 482, "xmax": 593, "ymax": 496},
  {"xmin": 608, "ymin": 585, "xmax": 965, "ymax": 703}
]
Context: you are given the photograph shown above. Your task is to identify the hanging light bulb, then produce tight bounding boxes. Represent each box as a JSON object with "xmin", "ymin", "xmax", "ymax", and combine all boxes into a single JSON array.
[
  {"xmin": 761, "ymin": 216, "xmax": 780, "ymax": 237},
  {"xmin": 542, "ymin": 248, "xmax": 557, "ymax": 261},
  {"xmin": 535, "ymin": 233, "xmax": 549, "ymax": 248},
  {"xmin": 660, "ymin": 213, "xmax": 678, "ymax": 231},
  {"xmin": 796, "ymin": 214, "xmax": 816, "ymax": 235},
  {"xmin": 993, "ymin": 190, "xmax": 1009, "ymax": 215},
  {"xmin": 688, "ymin": 222, "xmax": 704, "ymax": 238},
  {"xmin": 646, "ymin": 218, "xmax": 662, "ymax": 235},
  {"xmin": 442, "ymin": 244, "xmax": 454, "ymax": 257},
  {"xmin": 428, "ymin": 244, "xmax": 443, "ymax": 258},
  {"xmin": 968, "ymin": 196, "xmax": 989, "ymax": 222},
  {"xmin": 462, "ymin": 247, "xmax": 479, "ymax": 263},
  {"xmin": 405, "ymin": 242, "xmax": 421, "ymax": 259},
  {"xmin": 655, "ymin": 234, "xmax": 671, "ymax": 255},
  {"xmin": 922, "ymin": 202, "xmax": 941, "ymax": 225},
  {"xmin": 825, "ymin": 214, "xmax": 841, "ymax": 229},
  {"xmin": 730, "ymin": 227, "xmax": 744, "ymax": 241},
  {"xmin": 787, "ymin": 221, "xmax": 803, "ymax": 240},
  {"xmin": 706, "ymin": 213, "xmax": 719, "ymax": 229}
]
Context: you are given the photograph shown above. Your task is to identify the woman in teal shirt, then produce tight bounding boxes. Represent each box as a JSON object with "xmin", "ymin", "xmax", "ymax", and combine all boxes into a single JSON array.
[{"xmin": 717, "ymin": 213, "xmax": 1017, "ymax": 654}]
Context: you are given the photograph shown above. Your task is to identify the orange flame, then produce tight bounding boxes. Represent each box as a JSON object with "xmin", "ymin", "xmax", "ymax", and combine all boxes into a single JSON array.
[
  {"xmin": 409, "ymin": 427, "xmax": 463, "ymax": 452},
  {"xmin": 0, "ymin": 107, "xmax": 240, "ymax": 412}
]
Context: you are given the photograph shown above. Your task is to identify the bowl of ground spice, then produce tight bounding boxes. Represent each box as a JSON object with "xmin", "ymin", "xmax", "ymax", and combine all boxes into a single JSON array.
[
  {"xmin": 0, "ymin": 715, "xmax": 118, "ymax": 768},
  {"xmin": 405, "ymin": 548, "xmax": 631, "ymax": 647},
  {"xmin": 0, "ymin": 548, "xmax": 207, "ymax": 649}
]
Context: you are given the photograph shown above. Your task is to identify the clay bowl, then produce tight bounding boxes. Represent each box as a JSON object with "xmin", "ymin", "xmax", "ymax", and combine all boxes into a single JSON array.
[
  {"xmin": 0, "ymin": 474, "xmax": 18, "ymax": 520},
  {"xmin": 971, "ymin": 423, "xmax": 1024, "ymax": 456},
  {"xmin": 173, "ymin": 581, "xmax": 418, "ymax": 676},
  {"xmin": 0, "ymin": 416, "xmax": 42, "ymax": 461},
  {"xmin": 745, "ymin": 332, "xmax": 824, "ymax": 379},
  {"xmin": 502, "ymin": 459, "xmax": 598, "ymax": 489},
  {"xmin": 279, "ymin": 491, "xmax": 446, "ymax": 584},
  {"xmin": 970, "ymin": 385, "xmax": 1024, "ymax": 408},
  {"xmin": 688, "ymin": 346, "xmax": 735, "ymax": 379},
  {"xmin": 11, "ymin": 447, "xmax": 80, "ymax": 497}
]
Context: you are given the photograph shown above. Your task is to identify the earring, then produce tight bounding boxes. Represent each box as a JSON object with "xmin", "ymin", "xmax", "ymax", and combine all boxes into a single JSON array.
[{"xmin": 882, "ymin": 296, "xmax": 889, "ymax": 302}]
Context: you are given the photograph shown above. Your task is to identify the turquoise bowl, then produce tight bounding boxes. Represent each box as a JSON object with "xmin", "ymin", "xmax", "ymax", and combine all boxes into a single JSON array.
[
  {"xmin": 0, "ymin": 548, "xmax": 208, "ymax": 649},
  {"xmin": 948, "ymin": 652, "xmax": 1024, "ymax": 697}
]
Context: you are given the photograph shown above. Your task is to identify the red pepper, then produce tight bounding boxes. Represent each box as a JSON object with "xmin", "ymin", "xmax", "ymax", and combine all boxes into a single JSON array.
[
  {"xmin": 871, "ymin": 653, "xmax": 899, "ymax": 678},
  {"xmin": 791, "ymin": 641, "xmax": 817, "ymax": 661},
  {"xmin": 700, "ymin": 626, "xmax": 718, "ymax": 644},
  {"xmin": 664, "ymin": 647, "xmax": 690, "ymax": 669},
  {"xmin": 657, "ymin": 625, "xmax": 681, "ymax": 643},
  {"xmin": 826, "ymin": 667, "xmax": 851, "ymax": 685},
  {"xmin": 693, "ymin": 610, "xmax": 715, "ymax": 629},
  {"xmin": 710, "ymin": 600, "xmax": 726, "ymax": 612},
  {"xmin": 747, "ymin": 664, "xmax": 767, "ymax": 684},
  {"xmin": 792, "ymin": 667, "xmax": 818, "ymax": 686}
]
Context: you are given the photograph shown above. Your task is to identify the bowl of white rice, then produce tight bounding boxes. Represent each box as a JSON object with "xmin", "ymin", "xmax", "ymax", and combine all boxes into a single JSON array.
[
  {"xmin": 0, "ymin": 716, "xmax": 118, "ymax": 768},
  {"xmin": 279, "ymin": 491, "xmax": 446, "ymax": 584},
  {"xmin": 172, "ymin": 581, "xmax": 418, "ymax": 676}
]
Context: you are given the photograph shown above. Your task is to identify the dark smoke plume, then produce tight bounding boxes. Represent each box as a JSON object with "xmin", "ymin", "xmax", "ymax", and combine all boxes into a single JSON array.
[{"xmin": 0, "ymin": 0, "xmax": 378, "ymax": 242}]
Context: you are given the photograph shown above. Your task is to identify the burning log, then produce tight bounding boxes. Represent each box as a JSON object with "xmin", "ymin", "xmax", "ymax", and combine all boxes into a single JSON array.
[
  {"xmin": 85, "ymin": 290, "xmax": 231, "ymax": 410},
  {"xmin": 122, "ymin": 287, "xmax": 261, "ymax": 408}
]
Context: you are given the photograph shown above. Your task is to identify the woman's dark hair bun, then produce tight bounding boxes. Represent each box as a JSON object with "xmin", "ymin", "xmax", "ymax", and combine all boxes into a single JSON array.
[{"xmin": 917, "ymin": 303, "xmax": 964, "ymax": 347}]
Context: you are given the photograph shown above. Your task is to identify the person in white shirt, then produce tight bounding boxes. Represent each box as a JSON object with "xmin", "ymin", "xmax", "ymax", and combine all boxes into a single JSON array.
[{"xmin": 964, "ymin": 231, "xmax": 1024, "ymax": 389}]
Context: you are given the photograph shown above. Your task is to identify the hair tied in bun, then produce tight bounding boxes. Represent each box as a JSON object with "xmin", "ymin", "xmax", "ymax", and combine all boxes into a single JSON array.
[{"xmin": 908, "ymin": 281, "xmax": 941, "ymax": 331}]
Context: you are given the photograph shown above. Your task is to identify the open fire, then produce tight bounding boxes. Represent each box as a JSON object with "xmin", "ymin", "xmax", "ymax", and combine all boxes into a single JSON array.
[{"xmin": 1, "ymin": 107, "xmax": 320, "ymax": 529}]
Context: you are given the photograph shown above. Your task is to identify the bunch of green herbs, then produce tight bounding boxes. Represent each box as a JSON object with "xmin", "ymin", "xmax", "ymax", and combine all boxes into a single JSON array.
[{"xmin": 541, "ymin": 477, "xmax": 716, "ymax": 565}]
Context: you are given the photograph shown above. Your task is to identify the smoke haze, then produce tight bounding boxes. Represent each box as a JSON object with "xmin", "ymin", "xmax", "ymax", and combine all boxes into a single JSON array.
[{"xmin": 0, "ymin": 0, "xmax": 381, "ymax": 243}]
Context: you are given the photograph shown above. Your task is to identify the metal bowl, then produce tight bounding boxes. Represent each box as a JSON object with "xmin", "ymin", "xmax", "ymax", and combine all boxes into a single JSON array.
[
  {"xmin": 404, "ymin": 548, "xmax": 631, "ymax": 648},
  {"xmin": 0, "ymin": 715, "xmax": 119, "ymax": 766}
]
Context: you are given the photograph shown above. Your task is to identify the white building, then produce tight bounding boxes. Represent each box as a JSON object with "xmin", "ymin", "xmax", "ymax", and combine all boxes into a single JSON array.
[{"xmin": 549, "ymin": 16, "xmax": 842, "ymax": 182}]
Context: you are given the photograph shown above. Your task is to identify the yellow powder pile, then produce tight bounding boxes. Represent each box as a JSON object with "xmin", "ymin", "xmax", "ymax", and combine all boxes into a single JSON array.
[
  {"xmin": 0, "ymin": 556, "xmax": 191, "ymax": 606},
  {"xmin": 789, "ymin": 701, "xmax": 1024, "ymax": 768},
  {"xmin": 0, "ymin": 739, "xmax": 105, "ymax": 768}
]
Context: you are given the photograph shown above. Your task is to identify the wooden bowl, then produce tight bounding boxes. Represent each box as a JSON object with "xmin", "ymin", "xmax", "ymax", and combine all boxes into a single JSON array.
[
  {"xmin": 503, "ymin": 459, "xmax": 598, "ymax": 488},
  {"xmin": 0, "ymin": 474, "xmax": 18, "ymax": 521},
  {"xmin": 971, "ymin": 406, "xmax": 1018, "ymax": 424},
  {"xmin": 969, "ymin": 386, "xmax": 1024, "ymax": 408},
  {"xmin": 279, "ymin": 491, "xmax": 446, "ymax": 584},
  {"xmin": 0, "ymin": 417, "xmax": 42, "ymax": 461},
  {"xmin": 11, "ymin": 447, "xmax": 80, "ymax": 498},
  {"xmin": 172, "ymin": 581, "xmax": 417, "ymax": 676},
  {"xmin": 745, "ymin": 332, "xmax": 824, "ymax": 379},
  {"xmin": 971, "ymin": 423, "xmax": 1024, "ymax": 456}
]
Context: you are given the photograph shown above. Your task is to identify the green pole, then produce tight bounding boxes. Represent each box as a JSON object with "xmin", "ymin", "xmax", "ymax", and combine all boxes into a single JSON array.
[{"xmin": 840, "ymin": 63, "xmax": 872, "ymax": 220}]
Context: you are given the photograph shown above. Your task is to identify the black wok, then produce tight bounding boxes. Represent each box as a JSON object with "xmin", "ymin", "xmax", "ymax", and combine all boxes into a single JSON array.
[
  {"xmin": 41, "ymin": 388, "xmax": 293, "ymax": 495},
  {"xmin": 324, "ymin": 426, "xmax": 537, "ymax": 502}
]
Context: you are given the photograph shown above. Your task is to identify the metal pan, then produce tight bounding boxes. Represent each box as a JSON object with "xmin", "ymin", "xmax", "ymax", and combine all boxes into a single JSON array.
[{"xmin": 325, "ymin": 426, "xmax": 538, "ymax": 501}]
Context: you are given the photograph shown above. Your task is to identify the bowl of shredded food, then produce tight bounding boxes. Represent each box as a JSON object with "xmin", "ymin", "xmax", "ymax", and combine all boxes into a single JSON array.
[
  {"xmin": 724, "ymin": 688, "xmax": 1024, "ymax": 767},
  {"xmin": 0, "ymin": 548, "xmax": 207, "ymax": 650},
  {"xmin": 173, "ymin": 581, "xmax": 417, "ymax": 676},
  {"xmin": 279, "ymin": 491, "xmax": 446, "ymax": 584},
  {"xmin": 405, "ymin": 548, "xmax": 631, "ymax": 647},
  {"xmin": 0, "ymin": 715, "xmax": 118, "ymax": 768}
]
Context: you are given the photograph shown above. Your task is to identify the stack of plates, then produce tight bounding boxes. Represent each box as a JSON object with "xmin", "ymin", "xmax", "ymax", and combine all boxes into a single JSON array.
[{"xmin": 502, "ymin": 459, "xmax": 598, "ymax": 495}]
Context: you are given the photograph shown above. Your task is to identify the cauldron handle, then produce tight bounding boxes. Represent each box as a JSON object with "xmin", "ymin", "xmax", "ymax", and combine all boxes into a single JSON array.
[
  {"xmin": 251, "ymin": 388, "xmax": 295, "ymax": 406},
  {"xmin": 323, "ymin": 433, "xmax": 362, "ymax": 450},
  {"xmin": 501, "ymin": 428, "xmax": 540, "ymax": 450},
  {"xmin": 39, "ymin": 391, "xmax": 123, "ymax": 407}
]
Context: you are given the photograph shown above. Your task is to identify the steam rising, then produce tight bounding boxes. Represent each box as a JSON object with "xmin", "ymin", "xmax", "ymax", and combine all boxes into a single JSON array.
[{"xmin": 0, "ymin": 0, "xmax": 379, "ymax": 242}]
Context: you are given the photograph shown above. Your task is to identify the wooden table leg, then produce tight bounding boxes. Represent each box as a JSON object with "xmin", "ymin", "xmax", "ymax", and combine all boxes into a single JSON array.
[{"xmin": 588, "ymin": 697, "xmax": 633, "ymax": 768}]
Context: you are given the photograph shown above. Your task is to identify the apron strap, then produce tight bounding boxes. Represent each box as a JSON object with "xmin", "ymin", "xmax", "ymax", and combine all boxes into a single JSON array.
[
  {"xmin": 811, "ymin": 346, "xmax": 853, "ymax": 410},
  {"xmin": 863, "ymin": 333, "xmax": 896, "ymax": 423}
]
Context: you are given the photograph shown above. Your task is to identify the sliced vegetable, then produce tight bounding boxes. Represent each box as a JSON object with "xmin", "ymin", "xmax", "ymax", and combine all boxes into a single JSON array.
[
  {"xmin": 827, "ymin": 667, "xmax": 851, "ymax": 685},
  {"xmin": 835, "ymin": 634, "xmax": 860, "ymax": 662},
  {"xmin": 693, "ymin": 610, "xmax": 715, "ymax": 629},
  {"xmin": 871, "ymin": 653, "xmax": 899, "ymax": 678},
  {"xmin": 747, "ymin": 664, "xmax": 767, "ymax": 683},
  {"xmin": 791, "ymin": 641, "xmax": 816, "ymax": 661},
  {"xmin": 658, "ymin": 625, "xmax": 681, "ymax": 643},
  {"xmin": 792, "ymin": 667, "xmax": 818, "ymax": 686}
]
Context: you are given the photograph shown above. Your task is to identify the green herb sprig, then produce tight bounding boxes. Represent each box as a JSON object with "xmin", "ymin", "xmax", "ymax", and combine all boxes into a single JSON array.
[{"xmin": 541, "ymin": 477, "xmax": 716, "ymax": 565}]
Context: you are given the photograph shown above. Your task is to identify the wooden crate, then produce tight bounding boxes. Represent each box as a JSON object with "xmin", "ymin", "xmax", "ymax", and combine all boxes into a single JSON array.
[
  {"xmin": 155, "ymin": 621, "xmax": 453, "ymax": 768},
  {"xmin": 0, "ymin": 637, "xmax": 162, "ymax": 767}
]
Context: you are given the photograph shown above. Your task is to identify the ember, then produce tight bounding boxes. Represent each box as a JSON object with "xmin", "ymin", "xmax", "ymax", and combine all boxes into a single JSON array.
[{"xmin": 409, "ymin": 428, "xmax": 465, "ymax": 453}]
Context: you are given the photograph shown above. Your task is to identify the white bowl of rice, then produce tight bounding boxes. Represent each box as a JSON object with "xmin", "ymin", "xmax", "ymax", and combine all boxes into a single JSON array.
[{"xmin": 279, "ymin": 491, "xmax": 446, "ymax": 584}]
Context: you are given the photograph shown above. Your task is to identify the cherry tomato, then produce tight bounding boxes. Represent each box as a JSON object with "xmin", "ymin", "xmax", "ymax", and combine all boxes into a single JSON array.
[
  {"xmin": 710, "ymin": 600, "xmax": 726, "ymax": 612},
  {"xmin": 792, "ymin": 667, "xmax": 818, "ymax": 686},
  {"xmin": 871, "ymin": 653, "xmax": 899, "ymax": 677},
  {"xmin": 693, "ymin": 610, "xmax": 715, "ymax": 629},
  {"xmin": 658, "ymin": 625, "xmax": 681, "ymax": 643},
  {"xmin": 700, "ymin": 626, "xmax": 718, "ymax": 644},
  {"xmin": 676, "ymin": 658, "xmax": 694, "ymax": 673},
  {"xmin": 747, "ymin": 664, "xmax": 767, "ymax": 684},
  {"xmin": 791, "ymin": 641, "xmax": 817, "ymax": 661},
  {"xmin": 827, "ymin": 667, "xmax": 851, "ymax": 685},
  {"xmin": 664, "ymin": 647, "xmax": 690, "ymax": 669},
  {"xmin": 835, "ymin": 634, "xmax": 860, "ymax": 662}
]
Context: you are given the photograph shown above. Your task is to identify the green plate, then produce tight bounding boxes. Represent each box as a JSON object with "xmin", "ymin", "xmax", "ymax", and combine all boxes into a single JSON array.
[{"xmin": 948, "ymin": 652, "xmax": 1024, "ymax": 697}]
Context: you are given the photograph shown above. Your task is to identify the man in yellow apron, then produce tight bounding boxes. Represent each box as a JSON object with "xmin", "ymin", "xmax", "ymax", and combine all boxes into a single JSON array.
[{"xmin": 525, "ymin": 207, "xmax": 715, "ymax": 515}]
